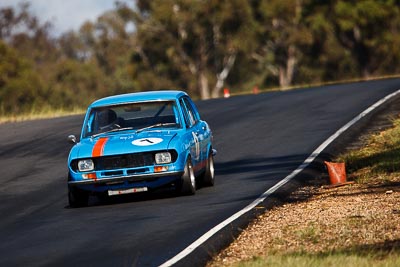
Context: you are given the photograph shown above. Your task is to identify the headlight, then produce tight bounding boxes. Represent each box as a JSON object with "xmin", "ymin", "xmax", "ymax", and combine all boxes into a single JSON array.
[
  {"xmin": 78, "ymin": 159, "xmax": 94, "ymax": 172},
  {"xmin": 155, "ymin": 152, "xmax": 172, "ymax": 164}
]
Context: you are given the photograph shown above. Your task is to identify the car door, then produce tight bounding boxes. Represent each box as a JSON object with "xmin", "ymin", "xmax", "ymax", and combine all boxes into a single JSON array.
[
  {"xmin": 179, "ymin": 97, "xmax": 204, "ymax": 172},
  {"xmin": 184, "ymin": 97, "xmax": 209, "ymax": 157},
  {"xmin": 180, "ymin": 97, "xmax": 209, "ymax": 172}
]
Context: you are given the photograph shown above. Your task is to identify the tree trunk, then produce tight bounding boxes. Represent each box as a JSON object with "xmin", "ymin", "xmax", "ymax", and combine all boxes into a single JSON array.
[
  {"xmin": 198, "ymin": 70, "xmax": 210, "ymax": 100},
  {"xmin": 211, "ymin": 53, "xmax": 236, "ymax": 98},
  {"xmin": 279, "ymin": 45, "xmax": 297, "ymax": 88}
]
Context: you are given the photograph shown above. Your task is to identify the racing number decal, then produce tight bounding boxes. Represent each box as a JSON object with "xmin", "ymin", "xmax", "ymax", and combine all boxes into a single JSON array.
[
  {"xmin": 132, "ymin": 138, "xmax": 163, "ymax": 146},
  {"xmin": 192, "ymin": 132, "xmax": 200, "ymax": 160}
]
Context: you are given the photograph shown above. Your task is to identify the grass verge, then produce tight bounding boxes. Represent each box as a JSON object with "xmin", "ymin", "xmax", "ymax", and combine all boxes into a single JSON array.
[
  {"xmin": 209, "ymin": 115, "xmax": 400, "ymax": 267},
  {"xmin": 337, "ymin": 118, "xmax": 400, "ymax": 184},
  {"xmin": 0, "ymin": 108, "xmax": 85, "ymax": 124}
]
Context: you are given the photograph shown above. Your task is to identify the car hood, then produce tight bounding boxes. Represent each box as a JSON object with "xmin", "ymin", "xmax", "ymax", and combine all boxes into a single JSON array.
[{"xmin": 75, "ymin": 131, "xmax": 178, "ymax": 158}]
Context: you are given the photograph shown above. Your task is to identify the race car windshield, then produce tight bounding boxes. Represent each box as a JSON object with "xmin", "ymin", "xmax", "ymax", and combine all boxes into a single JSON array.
[{"xmin": 83, "ymin": 101, "xmax": 181, "ymax": 138}]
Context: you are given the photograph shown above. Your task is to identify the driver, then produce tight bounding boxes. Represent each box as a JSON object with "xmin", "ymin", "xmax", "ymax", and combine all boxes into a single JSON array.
[{"xmin": 97, "ymin": 109, "xmax": 119, "ymax": 131}]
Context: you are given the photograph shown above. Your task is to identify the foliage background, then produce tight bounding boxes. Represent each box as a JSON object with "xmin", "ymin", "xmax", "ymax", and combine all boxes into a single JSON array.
[{"xmin": 1, "ymin": 0, "xmax": 400, "ymax": 116}]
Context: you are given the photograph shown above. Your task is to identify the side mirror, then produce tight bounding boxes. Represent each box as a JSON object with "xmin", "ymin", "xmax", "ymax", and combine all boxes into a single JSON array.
[{"xmin": 67, "ymin": 135, "xmax": 77, "ymax": 144}]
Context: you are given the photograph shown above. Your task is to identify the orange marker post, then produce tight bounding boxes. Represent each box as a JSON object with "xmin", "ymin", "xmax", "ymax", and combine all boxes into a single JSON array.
[
  {"xmin": 223, "ymin": 88, "xmax": 230, "ymax": 98},
  {"xmin": 324, "ymin": 161, "xmax": 354, "ymax": 188},
  {"xmin": 253, "ymin": 86, "xmax": 259, "ymax": 94}
]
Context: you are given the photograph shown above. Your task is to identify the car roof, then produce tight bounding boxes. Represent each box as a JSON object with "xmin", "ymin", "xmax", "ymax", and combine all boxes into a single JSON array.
[{"xmin": 89, "ymin": 90, "xmax": 188, "ymax": 108}]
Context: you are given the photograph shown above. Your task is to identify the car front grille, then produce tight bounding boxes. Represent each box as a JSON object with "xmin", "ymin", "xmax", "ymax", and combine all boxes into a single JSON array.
[{"xmin": 96, "ymin": 153, "xmax": 154, "ymax": 170}]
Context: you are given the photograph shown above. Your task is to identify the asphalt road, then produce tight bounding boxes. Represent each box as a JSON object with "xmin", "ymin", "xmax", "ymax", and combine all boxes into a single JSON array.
[{"xmin": 1, "ymin": 79, "xmax": 400, "ymax": 266}]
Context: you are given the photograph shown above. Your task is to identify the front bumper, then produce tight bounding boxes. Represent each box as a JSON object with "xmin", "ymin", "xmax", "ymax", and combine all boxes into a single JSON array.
[
  {"xmin": 68, "ymin": 171, "xmax": 183, "ymax": 185},
  {"xmin": 68, "ymin": 171, "xmax": 184, "ymax": 192}
]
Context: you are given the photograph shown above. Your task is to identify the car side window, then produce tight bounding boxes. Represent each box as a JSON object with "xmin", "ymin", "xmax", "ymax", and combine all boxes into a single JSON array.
[
  {"xmin": 183, "ymin": 97, "xmax": 200, "ymax": 124},
  {"xmin": 86, "ymin": 110, "xmax": 95, "ymax": 134},
  {"xmin": 179, "ymin": 98, "xmax": 191, "ymax": 128},
  {"xmin": 180, "ymin": 97, "xmax": 198, "ymax": 128}
]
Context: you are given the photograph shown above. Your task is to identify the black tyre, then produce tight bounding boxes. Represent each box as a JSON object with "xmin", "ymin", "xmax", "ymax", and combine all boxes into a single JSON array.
[
  {"xmin": 68, "ymin": 185, "xmax": 89, "ymax": 208},
  {"xmin": 179, "ymin": 158, "xmax": 196, "ymax": 195},
  {"xmin": 201, "ymin": 152, "xmax": 215, "ymax": 186}
]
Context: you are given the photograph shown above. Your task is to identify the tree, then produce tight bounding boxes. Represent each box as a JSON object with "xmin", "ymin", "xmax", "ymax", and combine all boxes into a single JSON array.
[
  {"xmin": 130, "ymin": 0, "xmax": 258, "ymax": 99},
  {"xmin": 0, "ymin": 40, "xmax": 45, "ymax": 114},
  {"xmin": 3, "ymin": 0, "xmax": 400, "ymax": 116},
  {"xmin": 59, "ymin": 7, "xmax": 138, "ymax": 94},
  {"xmin": 0, "ymin": 3, "xmax": 32, "ymax": 41},
  {"xmin": 48, "ymin": 59, "xmax": 113, "ymax": 109},
  {"xmin": 255, "ymin": 0, "xmax": 313, "ymax": 88},
  {"xmin": 293, "ymin": 1, "xmax": 355, "ymax": 83},
  {"xmin": 0, "ymin": 3, "xmax": 58, "ymax": 65},
  {"xmin": 333, "ymin": 0, "xmax": 400, "ymax": 77}
]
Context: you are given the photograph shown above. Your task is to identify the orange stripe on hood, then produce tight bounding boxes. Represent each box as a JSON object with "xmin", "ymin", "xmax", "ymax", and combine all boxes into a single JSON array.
[{"xmin": 92, "ymin": 137, "xmax": 109, "ymax": 157}]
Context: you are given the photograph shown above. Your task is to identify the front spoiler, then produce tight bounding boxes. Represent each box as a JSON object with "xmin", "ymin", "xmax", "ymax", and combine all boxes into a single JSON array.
[{"xmin": 68, "ymin": 171, "xmax": 184, "ymax": 186}]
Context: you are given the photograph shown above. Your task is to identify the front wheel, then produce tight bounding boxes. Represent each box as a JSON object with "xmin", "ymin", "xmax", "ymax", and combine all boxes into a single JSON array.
[
  {"xmin": 201, "ymin": 152, "xmax": 215, "ymax": 186},
  {"xmin": 68, "ymin": 185, "xmax": 89, "ymax": 208},
  {"xmin": 178, "ymin": 158, "xmax": 196, "ymax": 195}
]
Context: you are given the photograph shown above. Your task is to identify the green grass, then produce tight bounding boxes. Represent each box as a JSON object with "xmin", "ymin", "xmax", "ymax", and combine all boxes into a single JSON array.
[
  {"xmin": 0, "ymin": 107, "xmax": 85, "ymax": 124},
  {"xmin": 295, "ymin": 223, "xmax": 321, "ymax": 245},
  {"xmin": 337, "ymin": 116, "xmax": 400, "ymax": 184}
]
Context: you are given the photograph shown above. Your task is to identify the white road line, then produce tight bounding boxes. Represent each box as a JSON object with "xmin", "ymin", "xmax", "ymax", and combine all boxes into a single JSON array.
[{"xmin": 159, "ymin": 88, "xmax": 400, "ymax": 267}]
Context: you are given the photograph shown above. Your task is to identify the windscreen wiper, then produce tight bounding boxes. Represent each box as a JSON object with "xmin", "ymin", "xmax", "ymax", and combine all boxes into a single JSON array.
[
  {"xmin": 92, "ymin": 127, "xmax": 134, "ymax": 138},
  {"xmin": 136, "ymin": 123, "xmax": 177, "ymax": 133}
]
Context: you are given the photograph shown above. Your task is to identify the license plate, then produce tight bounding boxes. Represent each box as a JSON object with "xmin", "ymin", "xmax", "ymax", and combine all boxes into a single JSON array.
[{"xmin": 108, "ymin": 187, "xmax": 148, "ymax": 196}]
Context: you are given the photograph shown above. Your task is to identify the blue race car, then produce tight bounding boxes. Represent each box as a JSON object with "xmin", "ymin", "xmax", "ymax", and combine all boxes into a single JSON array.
[{"xmin": 67, "ymin": 90, "xmax": 216, "ymax": 207}]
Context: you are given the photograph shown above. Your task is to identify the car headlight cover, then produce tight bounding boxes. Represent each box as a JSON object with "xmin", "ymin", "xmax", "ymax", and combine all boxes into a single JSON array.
[
  {"xmin": 78, "ymin": 159, "xmax": 94, "ymax": 172},
  {"xmin": 155, "ymin": 152, "xmax": 172, "ymax": 164}
]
